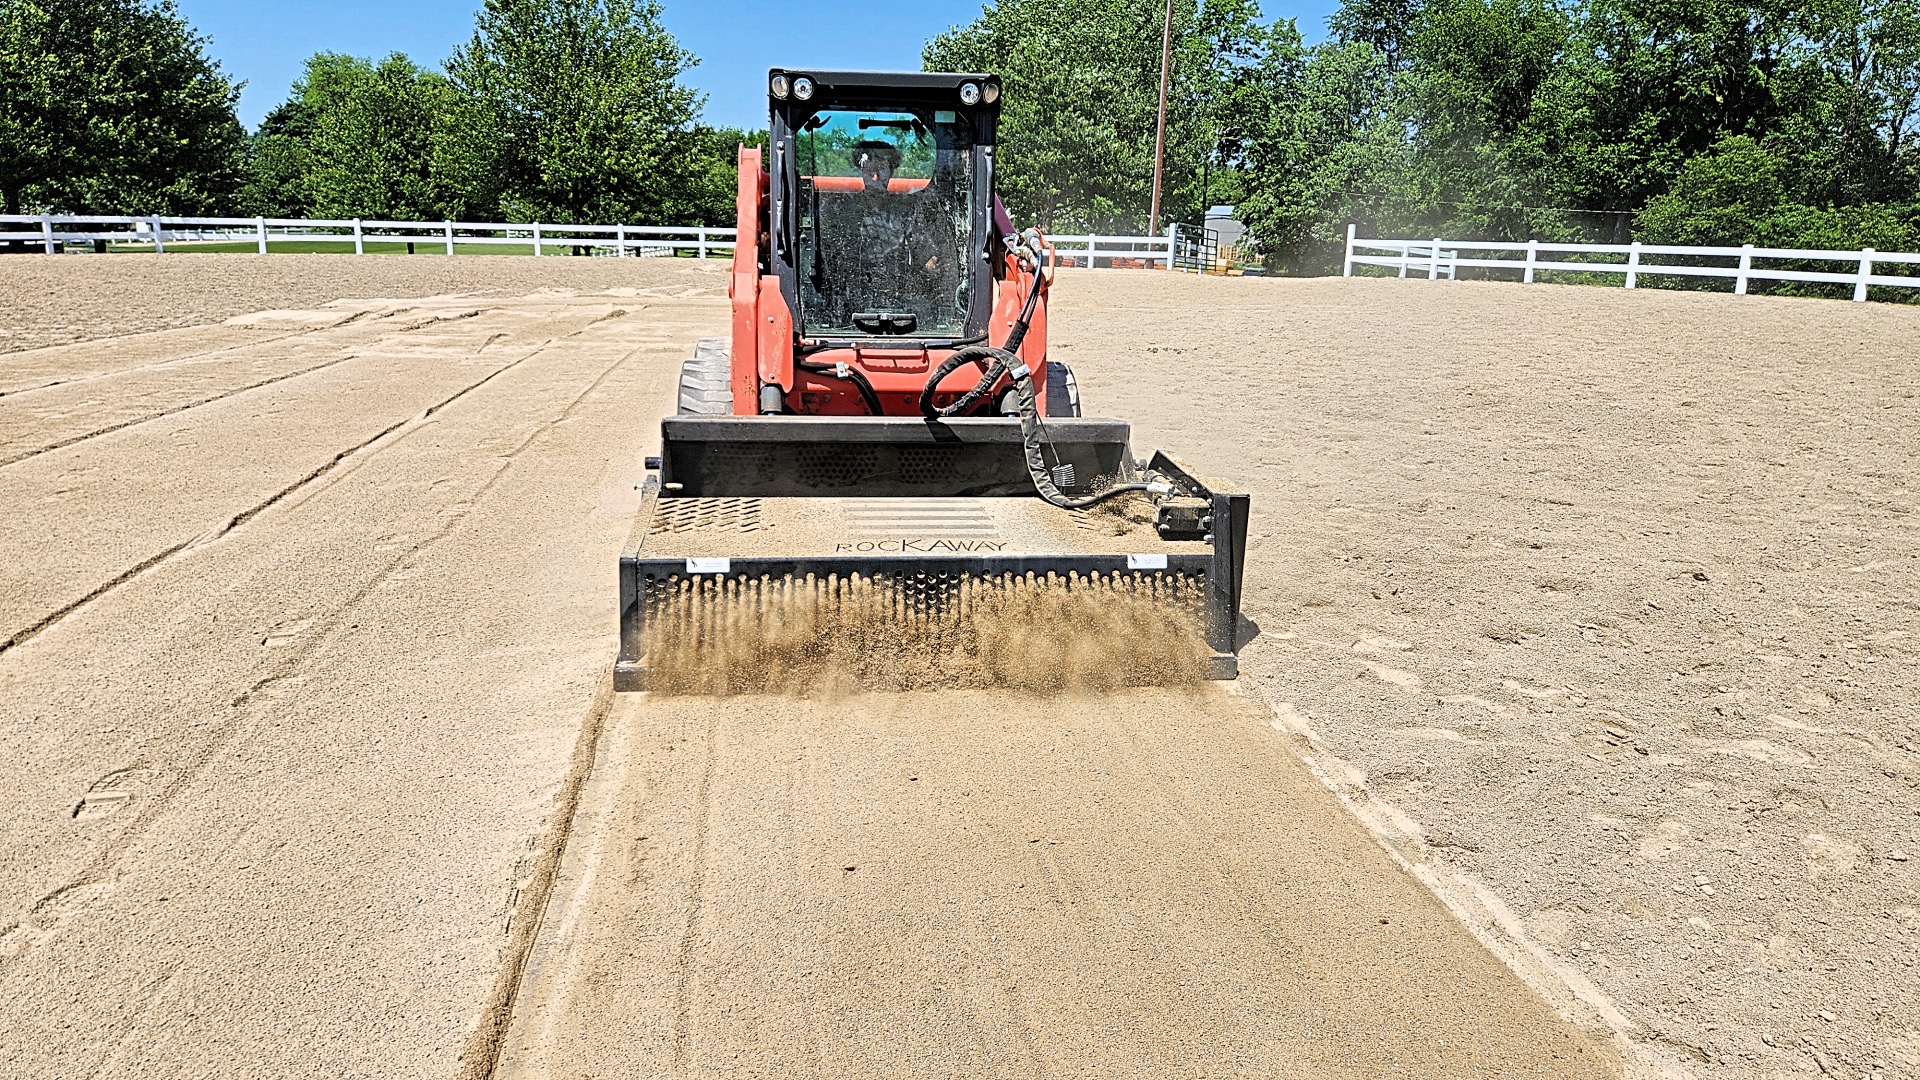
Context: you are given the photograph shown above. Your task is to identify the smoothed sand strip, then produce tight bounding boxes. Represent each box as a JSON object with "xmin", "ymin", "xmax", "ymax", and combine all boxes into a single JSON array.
[{"xmin": 497, "ymin": 688, "xmax": 1619, "ymax": 1080}]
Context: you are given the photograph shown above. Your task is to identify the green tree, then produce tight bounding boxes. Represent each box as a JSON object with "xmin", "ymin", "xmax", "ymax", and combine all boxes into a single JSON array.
[
  {"xmin": 688, "ymin": 125, "xmax": 765, "ymax": 226},
  {"xmin": 298, "ymin": 53, "xmax": 462, "ymax": 220},
  {"xmin": 1633, "ymin": 135, "xmax": 1790, "ymax": 243},
  {"xmin": 1232, "ymin": 0, "xmax": 1920, "ymax": 269},
  {"xmin": 240, "ymin": 53, "xmax": 469, "ymax": 220},
  {"xmin": 924, "ymin": 0, "xmax": 1270, "ymax": 233},
  {"xmin": 1799, "ymin": 0, "xmax": 1920, "ymax": 203},
  {"xmin": 1235, "ymin": 35, "xmax": 1397, "ymax": 265},
  {"xmin": 443, "ymin": 0, "xmax": 706, "ymax": 223},
  {"xmin": 1636, "ymin": 133, "xmax": 1918, "ymax": 249},
  {"xmin": 238, "ymin": 100, "xmax": 315, "ymax": 217},
  {"xmin": 0, "ymin": 0, "xmax": 245, "ymax": 214},
  {"xmin": 1537, "ymin": 0, "xmax": 1826, "ymax": 217},
  {"xmin": 1328, "ymin": 0, "xmax": 1424, "ymax": 72}
]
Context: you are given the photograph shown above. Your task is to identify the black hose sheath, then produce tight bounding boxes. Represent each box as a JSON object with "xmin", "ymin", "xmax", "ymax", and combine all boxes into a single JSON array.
[
  {"xmin": 917, "ymin": 346, "xmax": 1006, "ymax": 419},
  {"xmin": 917, "ymin": 270, "xmax": 1047, "ymax": 419},
  {"xmin": 1013, "ymin": 358, "xmax": 1159, "ymax": 507}
]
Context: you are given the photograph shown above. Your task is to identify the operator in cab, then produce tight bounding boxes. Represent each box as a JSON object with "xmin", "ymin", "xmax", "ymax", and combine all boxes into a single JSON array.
[
  {"xmin": 854, "ymin": 140, "xmax": 899, "ymax": 194},
  {"xmin": 828, "ymin": 138, "xmax": 956, "ymax": 333}
]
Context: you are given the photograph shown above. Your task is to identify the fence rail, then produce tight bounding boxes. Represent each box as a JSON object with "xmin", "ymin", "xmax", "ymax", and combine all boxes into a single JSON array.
[
  {"xmin": 0, "ymin": 214, "xmax": 737, "ymax": 258},
  {"xmin": 1049, "ymin": 228, "xmax": 1176, "ymax": 268},
  {"xmin": 0, "ymin": 213, "xmax": 1198, "ymax": 269},
  {"xmin": 1343, "ymin": 223, "xmax": 1920, "ymax": 301}
]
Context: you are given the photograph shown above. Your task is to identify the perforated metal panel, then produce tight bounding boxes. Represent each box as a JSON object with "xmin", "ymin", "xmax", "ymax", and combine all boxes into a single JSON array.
[
  {"xmin": 794, "ymin": 444, "xmax": 881, "ymax": 488},
  {"xmin": 648, "ymin": 498, "xmax": 766, "ymax": 535},
  {"xmin": 896, "ymin": 445, "xmax": 966, "ymax": 485}
]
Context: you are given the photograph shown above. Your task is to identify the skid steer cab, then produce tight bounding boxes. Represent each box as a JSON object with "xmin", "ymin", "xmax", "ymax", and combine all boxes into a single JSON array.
[
  {"xmin": 678, "ymin": 69, "xmax": 1079, "ymax": 421},
  {"xmin": 614, "ymin": 69, "xmax": 1252, "ymax": 693}
]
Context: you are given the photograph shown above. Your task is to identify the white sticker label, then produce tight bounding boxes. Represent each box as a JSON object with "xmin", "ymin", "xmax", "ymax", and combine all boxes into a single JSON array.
[
  {"xmin": 686, "ymin": 558, "xmax": 731, "ymax": 574},
  {"xmin": 1126, "ymin": 554, "xmax": 1169, "ymax": 570}
]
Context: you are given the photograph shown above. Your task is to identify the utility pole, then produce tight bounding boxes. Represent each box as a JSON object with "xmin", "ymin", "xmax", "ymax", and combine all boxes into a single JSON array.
[{"xmin": 1148, "ymin": 0, "xmax": 1174, "ymax": 233}]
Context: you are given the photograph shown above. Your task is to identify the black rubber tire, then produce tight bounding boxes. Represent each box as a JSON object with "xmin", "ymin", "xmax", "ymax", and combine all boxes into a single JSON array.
[
  {"xmin": 677, "ymin": 339, "xmax": 732, "ymax": 415},
  {"xmin": 1045, "ymin": 360, "xmax": 1082, "ymax": 417}
]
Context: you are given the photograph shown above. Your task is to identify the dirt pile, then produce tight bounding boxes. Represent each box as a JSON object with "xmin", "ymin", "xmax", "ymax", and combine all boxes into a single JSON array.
[{"xmin": 641, "ymin": 570, "xmax": 1209, "ymax": 695}]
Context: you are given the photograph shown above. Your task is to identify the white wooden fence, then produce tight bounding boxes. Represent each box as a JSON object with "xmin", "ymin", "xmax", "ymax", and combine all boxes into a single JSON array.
[
  {"xmin": 1343, "ymin": 223, "xmax": 1920, "ymax": 301},
  {"xmin": 1052, "ymin": 226, "xmax": 1177, "ymax": 267},
  {"xmin": 0, "ymin": 214, "xmax": 735, "ymax": 257},
  {"xmin": 1, "ymin": 213, "xmax": 1191, "ymax": 268}
]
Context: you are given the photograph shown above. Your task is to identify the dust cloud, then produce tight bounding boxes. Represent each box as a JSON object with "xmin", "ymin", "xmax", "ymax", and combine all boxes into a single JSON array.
[{"xmin": 640, "ymin": 570, "xmax": 1210, "ymax": 695}]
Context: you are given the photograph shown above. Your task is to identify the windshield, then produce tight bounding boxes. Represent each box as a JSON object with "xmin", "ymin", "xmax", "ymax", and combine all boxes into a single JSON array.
[{"xmin": 795, "ymin": 109, "xmax": 976, "ymax": 338}]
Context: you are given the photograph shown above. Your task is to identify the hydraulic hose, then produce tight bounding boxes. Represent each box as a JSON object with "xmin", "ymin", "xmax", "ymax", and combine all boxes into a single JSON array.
[
  {"xmin": 796, "ymin": 359, "xmax": 884, "ymax": 416},
  {"xmin": 1005, "ymin": 353, "xmax": 1166, "ymax": 509},
  {"xmin": 916, "ymin": 345, "xmax": 1010, "ymax": 418},
  {"xmin": 914, "ymin": 227, "xmax": 1156, "ymax": 508},
  {"xmin": 917, "ymin": 256, "xmax": 1046, "ymax": 420},
  {"xmin": 935, "ymin": 342, "xmax": 1166, "ymax": 510}
]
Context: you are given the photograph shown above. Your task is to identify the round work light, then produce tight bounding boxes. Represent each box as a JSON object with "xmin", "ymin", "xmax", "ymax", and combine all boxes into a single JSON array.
[
  {"xmin": 793, "ymin": 76, "xmax": 815, "ymax": 101},
  {"xmin": 770, "ymin": 74, "xmax": 790, "ymax": 99},
  {"xmin": 958, "ymin": 81, "xmax": 981, "ymax": 105}
]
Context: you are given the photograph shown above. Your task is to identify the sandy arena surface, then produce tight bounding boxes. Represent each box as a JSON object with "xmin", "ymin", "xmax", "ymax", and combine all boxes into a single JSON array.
[
  {"xmin": 496, "ymin": 690, "xmax": 1607, "ymax": 1079},
  {"xmin": 0, "ymin": 251, "xmax": 703, "ymax": 353},
  {"xmin": 2, "ymin": 254, "xmax": 1916, "ymax": 1079}
]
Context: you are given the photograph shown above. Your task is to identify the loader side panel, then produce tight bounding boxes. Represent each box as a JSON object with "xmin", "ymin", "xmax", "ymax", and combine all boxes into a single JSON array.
[
  {"xmin": 755, "ymin": 276, "xmax": 794, "ymax": 398},
  {"xmin": 730, "ymin": 146, "xmax": 765, "ymax": 415}
]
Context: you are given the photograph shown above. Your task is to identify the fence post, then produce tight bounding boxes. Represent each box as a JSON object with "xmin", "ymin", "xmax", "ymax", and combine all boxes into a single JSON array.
[
  {"xmin": 698, "ymin": 226, "xmax": 709, "ymax": 259},
  {"xmin": 445, "ymin": 221, "xmax": 454, "ymax": 256},
  {"xmin": 41, "ymin": 213, "xmax": 54, "ymax": 254},
  {"xmin": 1164, "ymin": 220, "xmax": 1176, "ymax": 269},
  {"xmin": 1735, "ymin": 244, "xmax": 1752, "ymax": 295},
  {"xmin": 1854, "ymin": 248, "xmax": 1875, "ymax": 302},
  {"xmin": 353, "ymin": 218, "xmax": 364, "ymax": 255},
  {"xmin": 1524, "ymin": 239, "xmax": 1538, "ymax": 283},
  {"xmin": 256, "ymin": 217, "xmax": 268, "ymax": 254},
  {"xmin": 1087, "ymin": 234, "xmax": 1098, "ymax": 268},
  {"xmin": 153, "ymin": 214, "xmax": 165, "ymax": 254},
  {"xmin": 616, "ymin": 224, "xmax": 626, "ymax": 257},
  {"xmin": 533, "ymin": 223, "xmax": 542, "ymax": 257},
  {"xmin": 1429, "ymin": 237, "xmax": 1442, "ymax": 280},
  {"xmin": 1397, "ymin": 242, "xmax": 1410, "ymax": 278},
  {"xmin": 1343, "ymin": 223, "xmax": 1356, "ymax": 277},
  {"xmin": 1626, "ymin": 241, "xmax": 1641, "ymax": 289}
]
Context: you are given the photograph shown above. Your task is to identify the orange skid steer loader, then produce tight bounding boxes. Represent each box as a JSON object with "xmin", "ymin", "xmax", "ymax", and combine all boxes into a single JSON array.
[{"xmin": 614, "ymin": 70, "xmax": 1250, "ymax": 692}]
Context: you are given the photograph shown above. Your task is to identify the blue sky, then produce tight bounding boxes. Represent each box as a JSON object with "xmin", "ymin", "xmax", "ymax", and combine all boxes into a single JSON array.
[{"xmin": 176, "ymin": 0, "xmax": 1341, "ymax": 131}]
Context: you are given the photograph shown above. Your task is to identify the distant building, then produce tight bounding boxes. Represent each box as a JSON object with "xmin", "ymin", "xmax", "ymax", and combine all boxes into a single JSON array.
[{"xmin": 1204, "ymin": 205, "xmax": 1246, "ymax": 254}]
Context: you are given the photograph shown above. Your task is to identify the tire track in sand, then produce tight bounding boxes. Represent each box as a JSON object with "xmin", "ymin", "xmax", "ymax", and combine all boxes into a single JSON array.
[
  {"xmin": 667, "ymin": 714, "xmax": 720, "ymax": 1074},
  {"xmin": 0, "ymin": 308, "xmax": 488, "ymax": 468},
  {"xmin": 0, "ymin": 349, "xmax": 369, "ymax": 469},
  {"xmin": 0, "ymin": 326, "xmax": 642, "ymax": 978},
  {"xmin": 0, "ymin": 330, "xmax": 306, "ymax": 398},
  {"xmin": 0, "ymin": 314, "xmax": 616, "ymax": 658}
]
